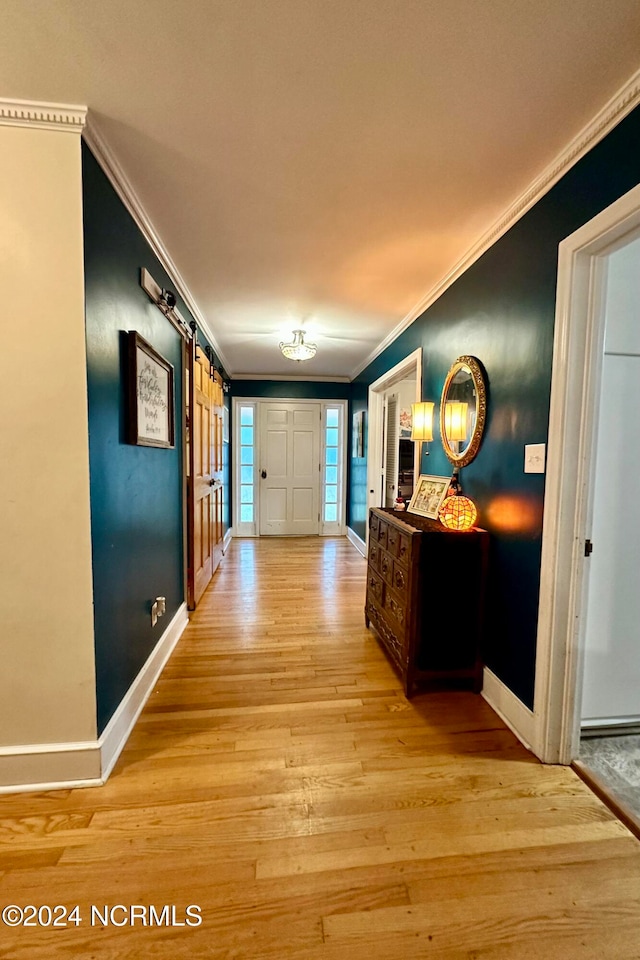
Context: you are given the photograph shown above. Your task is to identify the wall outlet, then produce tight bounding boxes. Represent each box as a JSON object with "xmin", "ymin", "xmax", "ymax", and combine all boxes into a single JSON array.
[
  {"xmin": 151, "ymin": 600, "xmax": 159, "ymax": 627},
  {"xmin": 156, "ymin": 596, "xmax": 166, "ymax": 617},
  {"xmin": 524, "ymin": 443, "xmax": 546, "ymax": 474}
]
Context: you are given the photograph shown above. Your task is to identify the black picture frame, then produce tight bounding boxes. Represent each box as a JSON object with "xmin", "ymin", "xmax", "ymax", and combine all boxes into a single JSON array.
[{"xmin": 127, "ymin": 331, "xmax": 175, "ymax": 448}]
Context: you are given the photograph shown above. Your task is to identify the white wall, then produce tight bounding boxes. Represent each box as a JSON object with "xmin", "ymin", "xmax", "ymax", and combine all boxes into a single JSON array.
[
  {"xmin": 395, "ymin": 378, "xmax": 416, "ymax": 437},
  {"xmin": 581, "ymin": 236, "xmax": 640, "ymax": 723},
  {"xmin": 0, "ymin": 123, "xmax": 97, "ymax": 756}
]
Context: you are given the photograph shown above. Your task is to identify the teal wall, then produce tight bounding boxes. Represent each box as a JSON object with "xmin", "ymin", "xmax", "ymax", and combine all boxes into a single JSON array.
[
  {"xmin": 348, "ymin": 383, "xmax": 368, "ymax": 532},
  {"xmin": 349, "ymin": 105, "xmax": 640, "ymax": 709},
  {"xmin": 231, "ymin": 380, "xmax": 350, "ymax": 400},
  {"xmin": 83, "ymin": 145, "xmax": 228, "ymax": 733}
]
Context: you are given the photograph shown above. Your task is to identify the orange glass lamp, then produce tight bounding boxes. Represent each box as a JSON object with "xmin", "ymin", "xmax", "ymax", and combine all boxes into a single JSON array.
[
  {"xmin": 439, "ymin": 494, "xmax": 477, "ymax": 530},
  {"xmin": 439, "ymin": 472, "xmax": 478, "ymax": 531},
  {"xmin": 444, "ymin": 401, "xmax": 468, "ymax": 443}
]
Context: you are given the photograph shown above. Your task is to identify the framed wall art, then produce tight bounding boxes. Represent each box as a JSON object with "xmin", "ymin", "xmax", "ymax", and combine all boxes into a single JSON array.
[
  {"xmin": 407, "ymin": 474, "xmax": 450, "ymax": 519},
  {"xmin": 353, "ymin": 410, "xmax": 365, "ymax": 458},
  {"xmin": 127, "ymin": 331, "xmax": 175, "ymax": 448}
]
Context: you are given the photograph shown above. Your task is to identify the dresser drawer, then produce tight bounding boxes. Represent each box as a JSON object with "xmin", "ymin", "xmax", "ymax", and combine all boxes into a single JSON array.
[
  {"xmin": 395, "ymin": 530, "xmax": 411, "ymax": 567},
  {"xmin": 391, "ymin": 560, "xmax": 408, "ymax": 597},
  {"xmin": 366, "ymin": 568, "xmax": 384, "ymax": 606},
  {"xmin": 367, "ymin": 603, "xmax": 405, "ymax": 670},
  {"xmin": 383, "ymin": 586, "xmax": 407, "ymax": 635},
  {"xmin": 368, "ymin": 541, "xmax": 381, "ymax": 573},
  {"xmin": 386, "ymin": 523, "xmax": 411, "ymax": 568},
  {"xmin": 376, "ymin": 519, "xmax": 388, "ymax": 550},
  {"xmin": 379, "ymin": 548, "xmax": 393, "ymax": 586}
]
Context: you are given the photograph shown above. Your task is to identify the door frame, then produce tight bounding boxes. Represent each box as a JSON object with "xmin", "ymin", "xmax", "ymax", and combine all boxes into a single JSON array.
[
  {"xmin": 533, "ymin": 182, "xmax": 640, "ymax": 764},
  {"xmin": 232, "ymin": 396, "xmax": 348, "ymax": 537},
  {"xmin": 366, "ymin": 348, "xmax": 422, "ymax": 526}
]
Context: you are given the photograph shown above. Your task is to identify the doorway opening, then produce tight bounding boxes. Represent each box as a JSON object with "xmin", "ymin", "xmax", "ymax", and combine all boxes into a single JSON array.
[
  {"xmin": 533, "ymin": 183, "xmax": 640, "ymax": 798},
  {"xmin": 366, "ymin": 349, "xmax": 422, "ymax": 522}
]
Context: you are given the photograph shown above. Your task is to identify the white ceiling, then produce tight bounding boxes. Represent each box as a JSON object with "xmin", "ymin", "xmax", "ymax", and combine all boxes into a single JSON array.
[{"xmin": 3, "ymin": 1, "xmax": 640, "ymax": 378}]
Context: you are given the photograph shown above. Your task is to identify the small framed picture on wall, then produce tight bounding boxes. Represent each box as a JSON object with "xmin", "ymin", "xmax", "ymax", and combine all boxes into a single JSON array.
[
  {"xmin": 353, "ymin": 410, "xmax": 365, "ymax": 458},
  {"xmin": 127, "ymin": 331, "xmax": 175, "ymax": 448}
]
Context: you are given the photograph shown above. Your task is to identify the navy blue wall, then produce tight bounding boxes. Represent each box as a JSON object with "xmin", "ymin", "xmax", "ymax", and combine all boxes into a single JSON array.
[
  {"xmin": 350, "ymin": 106, "xmax": 640, "ymax": 709},
  {"xmin": 83, "ymin": 145, "xmax": 226, "ymax": 733},
  {"xmin": 231, "ymin": 380, "xmax": 351, "ymax": 400}
]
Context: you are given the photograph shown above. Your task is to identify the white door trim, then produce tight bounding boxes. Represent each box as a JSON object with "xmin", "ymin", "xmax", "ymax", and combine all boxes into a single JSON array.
[
  {"xmin": 533, "ymin": 182, "xmax": 640, "ymax": 764},
  {"xmin": 366, "ymin": 349, "xmax": 423, "ymax": 526},
  {"xmin": 232, "ymin": 396, "xmax": 348, "ymax": 537}
]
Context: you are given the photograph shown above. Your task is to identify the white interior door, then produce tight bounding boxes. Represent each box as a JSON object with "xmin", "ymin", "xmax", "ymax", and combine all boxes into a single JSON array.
[{"xmin": 259, "ymin": 402, "xmax": 320, "ymax": 535}]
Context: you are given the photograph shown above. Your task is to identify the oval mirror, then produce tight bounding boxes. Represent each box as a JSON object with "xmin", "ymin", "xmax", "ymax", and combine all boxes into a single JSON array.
[{"xmin": 440, "ymin": 355, "xmax": 487, "ymax": 467}]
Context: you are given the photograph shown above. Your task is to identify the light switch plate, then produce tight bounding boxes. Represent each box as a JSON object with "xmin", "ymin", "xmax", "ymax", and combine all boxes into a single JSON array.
[{"xmin": 524, "ymin": 443, "xmax": 546, "ymax": 473}]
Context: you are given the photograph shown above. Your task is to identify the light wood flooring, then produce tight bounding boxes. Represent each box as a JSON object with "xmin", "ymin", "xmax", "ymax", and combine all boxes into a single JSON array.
[{"xmin": 1, "ymin": 536, "xmax": 640, "ymax": 958}]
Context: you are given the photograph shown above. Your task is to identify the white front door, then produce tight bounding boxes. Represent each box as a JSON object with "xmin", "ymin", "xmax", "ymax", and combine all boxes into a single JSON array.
[{"xmin": 259, "ymin": 402, "xmax": 320, "ymax": 535}]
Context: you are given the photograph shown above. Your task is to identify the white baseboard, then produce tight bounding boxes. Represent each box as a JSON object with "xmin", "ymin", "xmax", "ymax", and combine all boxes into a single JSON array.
[
  {"xmin": 0, "ymin": 602, "xmax": 189, "ymax": 795},
  {"xmin": 99, "ymin": 602, "xmax": 189, "ymax": 780},
  {"xmin": 347, "ymin": 526, "xmax": 367, "ymax": 557},
  {"xmin": 223, "ymin": 527, "xmax": 233, "ymax": 554},
  {"xmin": 482, "ymin": 666, "xmax": 537, "ymax": 755},
  {"xmin": 0, "ymin": 741, "xmax": 102, "ymax": 793}
]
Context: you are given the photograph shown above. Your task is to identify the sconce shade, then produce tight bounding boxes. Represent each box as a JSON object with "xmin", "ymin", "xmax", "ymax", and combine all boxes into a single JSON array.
[
  {"xmin": 439, "ymin": 494, "xmax": 477, "ymax": 531},
  {"xmin": 444, "ymin": 401, "xmax": 468, "ymax": 442},
  {"xmin": 410, "ymin": 402, "xmax": 434, "ymax": 442}
]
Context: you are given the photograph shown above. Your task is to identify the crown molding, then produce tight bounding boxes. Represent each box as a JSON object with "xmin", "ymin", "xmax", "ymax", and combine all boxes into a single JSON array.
[
  {"xmin": 83, "ymin": 115, "xmax": 232, "ymax": 374},
  {"xmin": 350, "ymin": 65, "xmax": 640, "ymax": 380},
  {"xmin": 0, "ymin": 97, "xmax": 87, "ymax": 133},
  {"xmin": 232, "ymin": 373, "xmax": 351, "ymax": 382}
]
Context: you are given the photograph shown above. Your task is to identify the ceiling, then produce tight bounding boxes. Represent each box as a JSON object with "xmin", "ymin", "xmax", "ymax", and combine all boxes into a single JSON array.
[{"xmin": 2, "ymin": 1, "xmax": 640, "ymax": 379}]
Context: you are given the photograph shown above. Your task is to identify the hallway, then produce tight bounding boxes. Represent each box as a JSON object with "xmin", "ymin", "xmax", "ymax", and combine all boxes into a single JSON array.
[{"xmin": 1, "ymin": 537, "xmax": 640, "ymax": 958}]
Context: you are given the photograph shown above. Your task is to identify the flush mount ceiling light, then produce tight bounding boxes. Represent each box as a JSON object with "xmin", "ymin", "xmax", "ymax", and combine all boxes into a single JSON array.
[{"xmin": 279, "ymin": 329, "xmax": 317, "ymax": 362}]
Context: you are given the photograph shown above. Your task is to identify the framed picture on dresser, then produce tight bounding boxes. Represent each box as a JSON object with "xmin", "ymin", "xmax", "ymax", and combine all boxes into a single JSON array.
[{"xmin": 407, "ymin": 474, "xmax": 450, "ymax": 519}]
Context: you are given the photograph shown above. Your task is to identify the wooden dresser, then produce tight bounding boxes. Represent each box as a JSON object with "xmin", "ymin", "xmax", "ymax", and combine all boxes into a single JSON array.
[{"xmin": 365, "ymin": 507, "xmax": 489, "ymax": 697}]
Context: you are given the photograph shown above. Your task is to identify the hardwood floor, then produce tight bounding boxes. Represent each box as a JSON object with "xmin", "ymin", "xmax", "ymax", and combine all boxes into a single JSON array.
[{"xmin": 1, "ymin": 536, "xmax": 640, "ymax": 958}]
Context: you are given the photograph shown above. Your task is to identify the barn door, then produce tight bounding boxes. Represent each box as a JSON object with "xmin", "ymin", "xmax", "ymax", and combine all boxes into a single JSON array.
[{"xmin": 188, "ymin": 346, "xmax": 222, "ymax": 608}]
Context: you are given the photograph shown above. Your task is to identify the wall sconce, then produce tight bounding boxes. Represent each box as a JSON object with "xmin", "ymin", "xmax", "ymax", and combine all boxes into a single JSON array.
[
  {"xmin": 444, "ymin": 401, "xmax": 468, "ymax": 443},
  {"xmin": 411, "ymin": 401, "xmax": 434, "ymax": 456}
]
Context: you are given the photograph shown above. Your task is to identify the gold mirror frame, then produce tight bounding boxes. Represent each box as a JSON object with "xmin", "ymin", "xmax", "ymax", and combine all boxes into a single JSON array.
[{"xmin": 440, "ymin": 355, "xmax": 487, "ymax": 468}]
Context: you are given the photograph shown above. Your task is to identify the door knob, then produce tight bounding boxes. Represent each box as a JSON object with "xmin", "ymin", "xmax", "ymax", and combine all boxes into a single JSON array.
[{"xmin": 261, "ymin": 469, "xmax": 267, "ymax": 479}]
